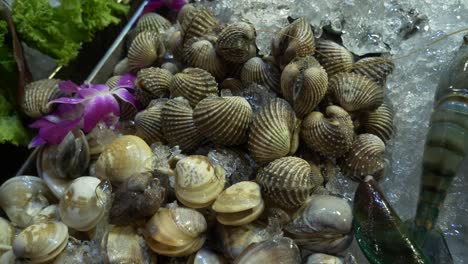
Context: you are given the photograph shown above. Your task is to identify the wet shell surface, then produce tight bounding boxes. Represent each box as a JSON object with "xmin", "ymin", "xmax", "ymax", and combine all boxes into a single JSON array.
[
  {"xmin": 248, "ymin": 98, "xmax": 300, "ymax": 165},
  {"xmin": 128, "ymin": 31, "xmax": 165, "ymax": 70},
  {"xmin": 353, "ymin": 57, "xmax": 395, "ymax": 86},
  {"xmin": 101, "ymin": 225, "xmax": 149, "ymax": 264},
  {"xmin": 301, "ymin": 105, "xmax": 355, "ymax": 158},
  {"xmin": 359, "ymin": 102, "xmax": 394, "ymax": 142},
  {"xmin": 329, "ymin": 72, "xmax": 384, "ymax": 112},
  {"xmin": 306, "ymin": 253, "xmax": 343, "ymax": 264},
  {"xmin": 59, "ymin": 177, "xmax": 107, "ymax": 231},
  {"xmin": 184, "ymin": 38, "xmax": 226, "ymax": 80},
  {"xmin": 170, "ymin": 67, "xmax": 219, "ymax": 107},
  {"xmin": 240, "ymin": 57, "xmax": 281, "ymax": 94},
  {"xmin": 0, "ymin": 176, "xmax": 54, "ymax": 228},
  {"xmin": 161, "ymin": 97, "xmax": 204, "ymax": 152},
  {"xmin": 0, "ymin": 217, "xmax": 14, "ymax": 255},
  {"xmin": 113, "ymin": 57, "xmax": 130, "ymax": 75},
  {"xmin": 12, "ymin": 221, "xmax": 69, "ymax": 263},
  {"xmin": 179, "ymin": 6, "xmax": 218, "ymax": 41},
  {"xmin": 315, "ymin": 40, "xmax": 354, "ymax": 77},
  {"xmin": 272, "ymin": 17, "xmax": 315, "ymax": 69},
  {"xmin": 193, "ymin": 96, "xmax": 253, "ymax": 146},
  {"xmin": 135, "ymin": 99, "xmax": 167, "ymax": 144},
  {"xmin": 281, "ymin": 56, "xmax": 328, "ymax": 117},
  {"xmin": 135, "ymin": 67, "xmax": 172, "ymax": 107},
  {"xmin": 216, "ymin": 22, "xmax": 257, "ymax": 64},
  {"xmin": 168, "ymin": 30, "xmax": 185, "ymax": 61},
  {"xmin": 256, "ymin": 156, "xmax": 322, "ymax": 209},
  {"xmin": 135, "ymin": 13, "xmax": 171, "ymax": 34},
  {"xmin": 21, "ymin": 79, "xmax": 65, "ymax": 119},
  {"xmin": 233, "ymin": 237, "xmax": 301, "ymax": 264},
  {"xmin": 339, "ymin": 133, "xmax": 386, "ymax": 181},
  {"xmin": 187, "ymin": 248, "xmax": 227, "ymax": 264},
  {"xmin": 285, "ymin": 195, "xmax": 353, "ymax": 254},
  {"xmin": 95, "ymin": 135, "xmax": 153, "ymax": 184}
]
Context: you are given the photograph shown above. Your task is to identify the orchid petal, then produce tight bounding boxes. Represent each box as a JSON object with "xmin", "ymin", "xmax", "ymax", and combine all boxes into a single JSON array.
[
  {"xmin": 58, "ymin": 80, "xmax": 80, "ymax": 94},
  {"xmin": 113, "ymin": 88, "xmax": 138, "ymax": 107},
  {"xmin": 82, "ymin": 94, "xmax": 120, "ymax": 132},
  {"xmin": 117, "ymin": 73, "xmax": 136, "ymax": 89},
  {"xmin": 29, "ymin": 118, "xmax": 53, "ymax": 129},
  {"xmin": 88, "ymin": 84, "xmax": 109, "ymax": 92},
  {"xmin": 29, "ymin": 135, "xmax": 47, "ymax": 148},
  {"xmin": 38, "ymin": 118, "xmax": 81, "ymax": 145},
  {"xmin": 48, "ymin": 97, "xmax": 86, "ymax": 106},
  {"xmin": 77, "ymin": 87, "xmax": 101, "ymax": 98}
]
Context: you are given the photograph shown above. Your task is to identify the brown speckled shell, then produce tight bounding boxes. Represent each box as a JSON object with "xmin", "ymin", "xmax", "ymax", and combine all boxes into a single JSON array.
[
  {"xmin": 170, "ymin": 68, "xmax": 219, "ymax": 107},
  {"xmin": 179, "ymin": 6, "xmax": 218, "ymax": 41},
  {"xmin": 161, "ymin": 98, "xmax": 204, "ymax": 152},
  {"xmin": 329, "ymin": 72, "xmax": 384, "ymax": 112},
  {"xmin": 248, "ymin": 98, "xmax": 299, "ymax": 165},
  {"xmin": 315, "ymin": 40, "xmax": 354, "ymax": 77},
  {"xmin": 301, "ymin": 105, "xmax": 354, "ymax": 158},
  {"xmin": 128, "ymin": 31, "xmax": 165, "ymax": 70},
  {"xmin": 240, "ymin": 57, "xmax": 281, "ymax": 94},
  {"xmin": 22, "ymin": 79, "xmax": 65, "ymax": 118},
  {"xmin": 135, "ymin": 100, "xmax": 167, "ymax": 144},
  {"xmin": 135, "ymin": 67, "xmax": 172, "ymax": 107},
  {"xmin": 359, "ymin": 102, "xmax": 394, "ymax": 142},
  {"xmin": 256, "ymin": 156, "xmax": 321, "ymax": 209},
  {"xmin": 216, "ymin": 22, "xmax": 257, "ymax": 63},
  {"xmin": 339, "ymin": 133, "xmax": 385, "ymax": 181},
  {"xmin": 353, "ymin": 57, "xmax": 394, "ymax": 86},
  {"xmin": 281, "ymin": 56, "xmax": 328, "ymax": 117},
  {"xmin": 193, "ymin": 96, "xmax": 253, "ymax": 146},
  {"xmin": 184, "ymin": 38, "xmax": 226, "ymax": 80}
]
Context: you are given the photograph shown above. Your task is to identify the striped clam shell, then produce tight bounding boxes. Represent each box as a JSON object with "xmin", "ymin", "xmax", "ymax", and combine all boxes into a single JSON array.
[
  {"xmin": 162, "ymin": 97, "xmax": 204, "ymax": 152},
  {"xmin": 183, "ymin": 38, "xmax": 226, "ymax": 80},
  {"xmin": 240, "ymin": 57, "xmax": 281, "ymax": 94},
  {"xmin": 105, "ymin": 75, "xmax": 121, "ymax": 89},
  {"xmin": 135, "ymin": 67, "xmax": 172, "ymax": 107},
  {"xmin": 256, "ymin": 156, "xmax": 322, "ymax": 209},
  {"xmin": 301, "ymin": 106, "xmax": 355, "ymax": 158},
  {"xmin": 193, "ymin": 96, "xmax": 253, "ymax": 146},
  {"xmin": 359, "ymin": 102, "xmax": 394, "ymax": 142},
  {"xmin": 135, "ymin": 99, "xmax": 167, "ymax": 144},
  {"xmin": 216, "ymin": 22, "xmax": 257, "ymax": 63},
  {"xmin": 21, "ymin": 79, "xmax": 65, "ymax": 118},
  {"xmin": 128, "ymin": 31, "xmax": 165, "ymax": 70},
  {"xmin": 105, "ymin": 76, "xmax": 138, "ymax": 120},
  {"xmin": 170, "ymin": 68, "xmax": 219, "ymax": 107},
  {"xmin": 272, "ymin": 17, "xmax": 315, "ymax": 69},
  {"xmin": 329, "ymin": 72, "xmax": 384, "ymax": 112},
  {"xmin": 220, "ymin": 78, "xmax": 243, "ymax": 93},
  {"xmin": 248, "ymin": 98, "xmax": 299, "ymax": 165},
  {"xmin": 179, "ymin": 6, "xmax": 218, "ymax": 41},
  {"xmin": 167, "ymin": 31, "xmax": 185, "ymax": 62},
  {"xmin": 339, "ymin": 133, "xmax": 386, "ymax": 181},
  {"xmin": 353, "ymin": 57, "xmax": 394, "ymax": 86},
  {"xmin": 315, "ymin": 40, "xmax": 354, "ymax": 77},
  {"xmin": 135, "ymin": 13, "xmax": 171, "ymax": 34},
  {"xmin": 281, "ymin": 56, "xmax": 328, "ymax": 117}
]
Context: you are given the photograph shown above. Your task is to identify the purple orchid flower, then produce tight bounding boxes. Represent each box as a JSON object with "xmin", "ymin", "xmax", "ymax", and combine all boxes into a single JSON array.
[
  {"xmin": 142, "ymin": 0, "xmax": 187, "ymax": 15},
  {"xmin": 29, "ymin": 74, "xmax": 138, "ymax": 148}
]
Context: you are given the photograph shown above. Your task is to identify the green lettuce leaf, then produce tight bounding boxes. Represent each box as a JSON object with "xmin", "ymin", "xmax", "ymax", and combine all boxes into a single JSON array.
[{"xmin": 0, "ymin": 94, "xmax": 30, "ymax": 146}]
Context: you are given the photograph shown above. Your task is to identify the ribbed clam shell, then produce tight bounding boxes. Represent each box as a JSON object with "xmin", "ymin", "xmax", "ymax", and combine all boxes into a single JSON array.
[
  {"xmin": 184, "ymin": 38, "xmax": 226, "ymax": 80},
  {"xmin": 193, "ymin": 96, "xmax": 253, "ymax": 146},
  {"xmin": 272, "ymin": 17, "xmax": 315, "ymax": 69},
  {"xmin": 168, "ymin": 31, "xmax": 185, "ymax": 62},
  {"xmin": 128, "ymin": 31, "xmax": 165, "ymax": 70},
  {"xmin": 221, "ymin": 78, "xmax": 244, "ymax": 93},
  {"xmin": 353, "ymin": 57, "xmax": 394, "ymax": 85},
  {"xmin": 301, "ymin": 106, "xmax": 354, "ymax": 158},
  {"xmin": 329, "ymin": 72, "xmax": 384, "ymax": 112},
  {"xmin": 170, "ymin": 68, "xmax": 218, "ymax": 107},
  {"xmin": 248, "ymin": 98, "xmax": 299, "ymax": 165},
  {"xmin": 281, "ymin": 56, "xmax": 328, "ymax": 117},
  {"xmin": 216, "ymin": 22, "xmax": 257, "ymax": 63},
  {"xmin": 135, "ymin": 13, "xmax": 171, "ymax": 33},
  {"xmin": 22, "ymin": 79, "xmax": 65, "ymax": 118},
  {"xmin": 180, "ymin": 6, "xmax": 218, "ymax": 41},
  {"xmin": 161, "ymin": 62, "xmax": 180, "ymax": 74},
  {"xmin": 233, "ymin": 237, "xmax": 301, "ymax": 264},
  {"xmin": 315, "ymin": 40, "xmax": 354, "ymax": 76},
  {"xmin": 240, "ymin": 57, "xmax": 281, "ymax": 93},
  {"xmin": 162, "ymin": 98, "xmax": 204, "ymax": 152},
  {"xmin": 135, "ymin": 100, "xmax": 167, "ymax": 144},
  {"xmin": 105, "ymin": 76, "xmax": 121, "ymax": 89},
  {"xmin": 339, "ymin": 133, "xmax": 386, "ymax": 181},
  {"xmin": 113, "ymin": 57, "xmax": 130, "ymax": 76},
  {"xmin": 135, "ymin": 67, "xmax": 172, "ymax": 107},
  {"xmin": 256, "ymin": 156, "xmax": 319, "ymax": 209},
  {"xmin": 360, "ymin": 102, "xmax": 394, "ymax": 142}
]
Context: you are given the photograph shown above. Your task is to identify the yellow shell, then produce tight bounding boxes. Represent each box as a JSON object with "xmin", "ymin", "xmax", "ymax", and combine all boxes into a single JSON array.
[
  {"xmin": 184, "ymin": 38, "xmax": 226, "ymax": 80},
  {"xmin": 95, "ymin": 135, "xmax": 153, "ymax": 185},
  {"xmin": 128, "ymin": 31, "xmax": 165, "ymax": 70},
  {"xmin": 193, "ymin": 96, "xmax": 253, "ymax": 146},
  {"xmin": 161, "ymin": 97, "xmax": 204, "ymax": 152},
  {"xmin": 256, "ymin": 156, "xmax": 322, "ymax": 209},
  {"xmin": 359, "ymin": 102, "xmax": 394, "ymax": 142},
  {"xmin": 216, "ymin": 22, "xmax": 257, "ymax": 63},
  {"xmin": 315, "ymin": 40, "xmax": 354, "ymax": 77},
  {"xmin": 101, "ymin": 225, "xmax": 148, "ymax": 264},
  {"xmin": 240, "ymin": 57, "xmax": 281, "ymax": 94},
  {"xmin": 135, "ymin": 67, "xmax": 172, "ymax": 107},
  {"xmin": 233, "ymin": 237, "xmax": 301, "ymax": 264},
  {"xmin": 281, "ymin": 56, "xmax": 328, "ymax": 117},
  {"xmin": 135, "ymin": 13, "xmax": 171, "ymax": 34},
  {"xmin": 339, "ymin": 133, "xmax": 386, "ymax": 181},
  {"xmin": 135, "ymin": 99, "xmax": 167, "ymax": 144},
  {"xmin": 0, "ymin": 217, "xmax": 14, "ymax": 256},
  {"xmin": 179, "ymin": 5, "xmax": 218, "ymax": 41},
  {"xmin": 272, "ymin": 17, "xmax": 315, "ymax": 69},
  {"xmin": 248, "ymin": 98, "xmax": 300, "ymax": 165},
  {"xmin": 301, "ymin": 105, "xmax": 355, "ymax": 158},
  {"xmin": 353, "ymin": 57, "xmax": 394, "ymax": 85},
  {"xmin": 329, "ymin": 72, "xmax": 384, "ymax": 112},
  {"xmin": 21, "ymin": 79, "xmax": 65, "ymax": 118},
  {"xmin": 170, "ymin": 67, "xmax": 219, "ymax": 107}
]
